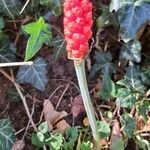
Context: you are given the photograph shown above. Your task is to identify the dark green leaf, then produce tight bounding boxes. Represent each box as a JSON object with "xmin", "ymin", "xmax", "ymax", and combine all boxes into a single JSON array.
[
  {"xmin": 98, "ymin": 72, "xmax": 116, "ymax": 100},
  {"xmin": 0, "ymin": 0, "xmax": 21, "ymax": 18},
  {"xmin": 120, "ymin": 113, "xmax": 135, "ymax": 138},
  {"xmin": 89, "ymin": 51, "xmax": 116, "ymax": 78},
  {"xmin": 0, "ymin": 17, "xmax": 4, "ymax": 29},
  {"xmin": 23, "ymin": 17, "xmax": 52, "ymax": 60},
  {"xmin": 117, "ymin": 1, "xmax": 150, "ymax": 40},
  {"xmin": 120, "ymin": 40, "xmax": 141, "ymax": 63},
  {"xmin": 97, "ymin": 5, "xmax": 118, "ymax": 28},
  {"xmin": 52, "ymin": 36, "xmax": 66, "ymax": 60},
  {"xmin": 97, "ymin": 121, "xmax": 110, "ymax": 139},
  {"xmin": 0, "ymin": 33, "xmax": 16, "ymax": 63},
  {"xmin": 32, "ymin": 133, "xmax": 44, "ymax": 147},
  {"xmin": 117, "ymin": 64, "xmax": 145, "ymax": 94},
  {"xmin": 63, "ymin": 127, "xmax": 79, "ymax": 150},
  {"xmin": 40, "ymin": 0, "xmax": 62, "ymax": 16},
  {"xmin": 116, "ymin": 88, "xmax": 136, "ymax": 108},
  {"xmin": 0, "ymin": 119, "xmax": 15, "ymax": 150},
  {"xmin": 16, "ymin": 57, "xmax": 48, "ymax": 91},
  {"xmin": 138, "ymin": 101, "xmax": 150, "ymax": 121}
]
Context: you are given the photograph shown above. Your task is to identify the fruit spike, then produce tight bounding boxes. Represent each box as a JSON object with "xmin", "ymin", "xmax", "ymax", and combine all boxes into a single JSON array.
[{"xmin": 63, "ymin": 0, "xmax": 93, "ymax": 61}]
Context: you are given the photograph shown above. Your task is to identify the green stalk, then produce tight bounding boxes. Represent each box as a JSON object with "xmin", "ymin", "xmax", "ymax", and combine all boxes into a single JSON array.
[{"xmin": 74, "ymin": 60, "xmax": 100, "ymax": 149}]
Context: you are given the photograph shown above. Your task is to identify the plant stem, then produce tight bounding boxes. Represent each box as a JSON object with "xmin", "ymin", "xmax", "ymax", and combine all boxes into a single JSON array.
[{"xmin": 74, "ymin": 60, "xmax": 100, "ymax": 149}]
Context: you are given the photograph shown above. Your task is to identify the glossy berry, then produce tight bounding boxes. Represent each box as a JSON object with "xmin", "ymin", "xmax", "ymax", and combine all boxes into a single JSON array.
[{"xmin": 63, "ymin": 0, "xmax": 93, "ymax": 61}]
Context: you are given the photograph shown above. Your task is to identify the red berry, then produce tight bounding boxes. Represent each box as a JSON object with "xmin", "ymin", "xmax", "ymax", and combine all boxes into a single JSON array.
[{"xmin": 63, "ymin": 0, "xmax": 93, "ymax": 60}]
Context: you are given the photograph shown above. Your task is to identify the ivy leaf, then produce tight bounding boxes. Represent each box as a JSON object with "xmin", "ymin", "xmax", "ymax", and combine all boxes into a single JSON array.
[
  {"xmin": 52, "ymin": 36, "xmax": 66, "ymax": 60},
  {"xmin": 117, "ymin": 64, "xmax": 145, "ymax": 94},
  {"xmin": 32, "ymin": 133, "xmax": 44, "ymax": 147},
  {"xmin": 16, "ymin": 57, "xmax": 49, "ymax": 91},
  {"xmin": 40, "ymin": 0, "xmax": 62, "ymax": 16},
  {"xmin": 110, "ymin": 0, "xmax": 133, "ymax": 12},
  {"xmin": 120, "ymin": 40, "xmax": 141, "ymax": 63},
  {"xmin": 116, "ymin": 88, "xmax": 136, "ymax": 109},
  {"xmin": 80, "ymin": 141, "xmax": 92, "ymax": 150},
  {"xmin": 0, "ymin": 17, "xmax": 4, "ymax": 29},
  {"xmin": 134, "ymin": 135, "xmax": 150, "ymax": 150},
  {"xmin": 138, "ymin": 101, "xmax": 150, "ymax": 121},
  {"xmin": 0, "ymin": 0, "xmax": 21, "ymax": 18},
  {"xmin": 89, "ymin": 51, "xmax": 116, "ymax": 78},
  {"xmin": 97, "ymin": 5, "xmax": 118, "ymax": 28},
  {"xmin": 98, "ymin": 72, "xmax": 116, "ymax": 100},
  {"xmin": 0, "ymin": 34, "xmax": 16, "ymax": 63},
  {"xmin": 120, "ymin": 114, "xmax": 135, "ymax": 138},
  {"xmin": 117, "ymin": 1, "xmax": 150, "ymax": 41},
  {"xmin": 0, "ymin": 119, "xmax": 15, "ymax": 150},
  {"xmin": 47, "ymin": 133, "xmax": 63, "ymax": 150},
  {"xmin": 38, "ymin": 122, "xmax": 49, "ymax": 134},
  {"xmin": 97, "ymin": 121, "xmax": 110, "ymax": 139},
  {"xmin": 111, "ymin": 138, "xmax": 124, "ymax": 150},
  {"xmin": 63, "ymin": 127, "xmax": 79, "ymax": 150},
  {"xmin": 23, "ymin": 17, "xmax": 52, "ymax": 61}
]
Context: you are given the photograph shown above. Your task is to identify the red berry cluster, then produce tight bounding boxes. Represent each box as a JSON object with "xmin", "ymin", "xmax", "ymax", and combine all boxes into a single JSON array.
[{"xmin": 63, "ymin": 0, "xmax": 93, "ymax": 61}]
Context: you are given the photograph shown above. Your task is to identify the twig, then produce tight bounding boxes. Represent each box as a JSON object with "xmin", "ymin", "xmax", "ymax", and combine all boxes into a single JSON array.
[
  {"xmin": 22, "ymin": 96, "xmax": 36, "ymax": 140},
  {"xmin": 20, "ymin": 0, "xmax": 30, "ymax": 14},
  {"xmin": 55, "ymin": 84, "xmax": 70, "ymax": 109},
  {"xmin": 0, "ymin": 61, "xmax": 33, "ymax": 67}
]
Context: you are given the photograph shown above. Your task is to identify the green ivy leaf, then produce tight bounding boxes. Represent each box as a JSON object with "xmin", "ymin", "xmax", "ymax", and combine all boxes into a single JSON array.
[
  {"xmin": 23, "ymin": 17, "xmax": 52, "ymax": 61},
  {"xmin": 111, "ymin": 138, "xmax": 124, "ymax": 150},
  {"xmin": 32, "ymin": 132, "xmax": 44, "ymax": 147},
  {"xmin": 134, "ymin": 135, "xmax": 150, "ymax": 150},
  {"xmin": 116, "ymin": 88, "xmax": 135, "ymax": 108},
  {"xmin": 80, "ymin": 141, "xmax": 92, "ymax": 150},
  {"xmin": 0, "ymin": 0, "xmax": 21, "ymax": 18},
  {"xmin": 38, "ymin": 122, "xmax": 49, "ymax": 134},
  {"xmin": 40, "ymin": 0, "xmax": 62, "ymax": 16},
  {"xmin": 116, "ymin": 1, "xmax": 150, "ymax": 41},
  {"xmin": 98, "ymin": 72, "xmax": 116, "ymax": 100},
  {"xmin": 120, "ymin": 40, "xmax": 141, "ymax": 63},
  {"xmin": 0, "ymin": 33, "xmax": 16, "ymax": 63},
  {"xmin": 47, "ymin": 133, "xmax": 63, "ymax": 150},
  {"xmin": 0, "ymin": 119, "xmax": 15, "ymax": 150},
  {"xmin": 97, "ymin": 121, "xmax": 110, "ymax": 139},
  {"xmin": 89, "ymin": 51, "xmax": 116, "ymax": 78},
  {"xmin": 138, "ymin": 101, "xmax": 150, "ymax": 121},
  {"xmin": 0, "ymin": 17, "xmax": 4, "ymax": 29},
  {"xmin": 97, "ymin": 5, "xmax": 118, "ymax": 28},
  {"xmin": 117, "ymin": 64, "xmax": 145, "ymax": 94},
  {"xmin": 16, "ymin": 57, "xmax": 48, "ymax": 91},
  {"xmin": 120, "ymin": 114, "xmax": 135, "ymax": 138},
  {"xmin": 63, "ymin": 127, "xmax": 79, "ymax": 150},
  {"xmin": 52, "ymin": 36, "xmax": 66, "ymax": 60}
]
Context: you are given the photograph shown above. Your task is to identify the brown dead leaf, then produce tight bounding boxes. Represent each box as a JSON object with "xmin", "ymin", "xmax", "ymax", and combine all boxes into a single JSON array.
[
  {"xmin": 56, "ymin": 120, "xmax": 70, "ymax": 133},
  {"xmin": 43, "ymin": 100, "xmax": 68, "ymax": 130},
  {"xmin": 136, "ymin": 116, "xmax": 145, "ymax": 130},
  {"xmin": 71, "ymin": 95, "xmax": 85, "ymax": 117},
  {"xmin": 83, "ymin": 117, "xmax": 90, "ymax": 126},
  {"xmin": 100, "ymin": 139, "xmax": 108, "ymax": 146},
  {"xmin": 12, "ymin": 140, "xmax": 25, "ymax": 150}
]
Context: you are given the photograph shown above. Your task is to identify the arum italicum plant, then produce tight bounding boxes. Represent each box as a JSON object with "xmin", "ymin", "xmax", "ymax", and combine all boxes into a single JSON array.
[{"xmin": 63, "ymin": 0, "xmax": 100, "ymax": 149}]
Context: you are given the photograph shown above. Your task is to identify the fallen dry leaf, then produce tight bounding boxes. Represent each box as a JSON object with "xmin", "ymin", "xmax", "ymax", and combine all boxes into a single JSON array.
[
  {"xmin": 71, "ymin": 95, "xmax": 85, "ymax": 117},
  {"xmin": 12, "ymin": 140, "xmax": 25, "ymax": 150},
  {"xmin": 100, "ymin": 139, "xmax": 108, "ymax": 146},
  {"xmin": 56, "ymin": 120, "xmax": 70, "ymax": 133},
  {"xmin": 43, "ymin": 100, "xmax": 68, "ymax": 130}
]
